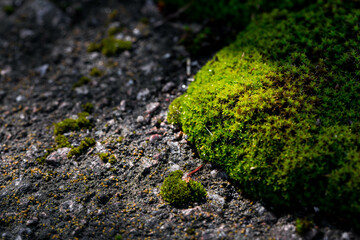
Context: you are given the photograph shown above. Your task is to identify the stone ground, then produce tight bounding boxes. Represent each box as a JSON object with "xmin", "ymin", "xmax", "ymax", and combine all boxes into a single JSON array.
[{"xmin": 0, "ymin": 0, "xmax": 359, "ymax": 239}]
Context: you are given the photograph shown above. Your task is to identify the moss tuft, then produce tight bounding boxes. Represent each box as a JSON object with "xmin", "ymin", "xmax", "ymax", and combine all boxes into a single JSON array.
[
  {"xmin": 101, "ymin": 37, "xmax": 132, "ymax": 56},
  {"xmin": 53, "ymin": 113, "xmax": 92, "ymax": 136},
  {"xmin": 55, "ymin": 134, "xmax": 71, "ymax": 148},
  {"xmin": 72, "ymin": 76, "xmax": 91, "ymax": 89},
  {"xmin": 108, "ymin": 27, "xmax": 124, "ymax": 37},
  {"xmin": 68, "ymin": 137, "xmax": 96, "ymax": 158},
  {"xmin": 168, "ymin": 0, "xmax": 360, "ymax": 226},
  {"xmin": 87, "ymin": 37, "xmax": 132, "ymax": 57},
  {"xmin": 296, "ymin": 218, "xmax": 313, "ymax": 234},
  {"xmin": 89, "ymin": 67, "xmax": 103, "ymax": 77},
  {"xmin": 81, "ymin": 102, "xmax": 94, "ymax": 113},
  {"xmin": 160, "ymin": 170, "xmax": 207, "ymax": 207}
]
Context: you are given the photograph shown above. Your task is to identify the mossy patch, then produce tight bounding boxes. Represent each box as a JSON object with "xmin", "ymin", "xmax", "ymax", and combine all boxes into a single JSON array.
[
  {"xmin": 296, "ymin": 218, "xmax": 313, "ymax": 235},
  {"xmin": 53, "ymin": 112, "xmax": 93, "ymax": 136},
  {"xmin": 81, "ymin": 102, "xmax": 94, "ymax": 114},
  {"xmin": 168, "ymin": 0, "xmax": 360, "ymax": 225},
  {"xmin": 68, "ymin": 137, "xmax": 96, "ymax": 158},
  {"xmin": 97, "ymin": 152, "xmax": 116, "ymax": 164},
  {"xmin": 88, "ymin": 37, "xmax": 131, "ymax": 57},
  {"xmin": 89, "ymin": 67, "xmax": 103, "ymax": 77},
  {"xmin": 72, "ymin": 76, "xmax": 91, "ymax": 89},
  {"xmin": 108, "ymin": 27, "xmax": 124, "ymax": 37},
  {"xmin": 160, "ymin": 170, "xmax": 207, "ymax": 207}
]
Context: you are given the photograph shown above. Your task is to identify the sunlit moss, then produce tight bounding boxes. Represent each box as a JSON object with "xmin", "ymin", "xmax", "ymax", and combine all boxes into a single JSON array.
[{"xmin": 168, "ymin": 0, "xmax": 360, "ymax": 225}]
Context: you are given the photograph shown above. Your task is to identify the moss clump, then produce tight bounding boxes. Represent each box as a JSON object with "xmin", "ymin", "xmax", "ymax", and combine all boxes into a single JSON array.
[
  {"xmin": 168, "ymin": 0, "xmax": 360, "ymax": 225},
  {"xmin": 87, "ymin": 42, "xmax": 102, "ymax": 52},
  {"xmin": 98, "ymin": 152, "xmax": 117, "ymax": 164},
  {"xmin": 160, "ymin": 170, "xmax": 207, "ymax": 207},
  {"xmin": 54, "ymin": 112, "xmax": 93, "ymax": 136},
  {"xmin": 72, "ymin": 76, "xmax": 91, "ymax": 89},
  {"xmin": 101, "ymin": 37, "xmax": 132, "ymax": 56},
  {"xmin": 89, "ymin": 67, "xmax": 103, "ymax": 77},
  {"xmin": 3, "ymin": 5, "xmax": 15, "ymax": 15},
  {"xmin": 108, "ymin": 27, "xmax": 123, "ymax": 37},
  {"xmin": 68, "ymin": 137, "xmax": 96, "ymax": 158},
  {"xmin": 81, "ymin": 102, "xmax": 94, "ymax": 113},
  {"xmin": 55, "ymin": 134, "xmax": 71, "ymax": 148},
  {"xmin": 87, "ymin": 37, "xmax": 132, "ymax": 57},
  {"xmin": 296, "ymin": 218, "xmax": 313, "ymax": 234}
]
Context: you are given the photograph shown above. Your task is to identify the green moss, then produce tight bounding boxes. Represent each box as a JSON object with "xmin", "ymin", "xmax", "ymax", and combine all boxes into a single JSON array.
[
  {"xmin": 108, "ymin": 155, "xmax": 117, "ymax": 164},
  {"xmin": 98, "ymin": 152, "xmax": 109, "ymax": 162},
  {"xmin": 55, "ymin": 134, "xmax": 71, "ymax": 148},
  {"xmin": 89, "ymin": 67, "xmax": 103, "ymax": 77},
  {"xmin": 87, "ymin": 42, "xmax": 102, "ymax": 52},
  {"xmin": 116, "ymin": 136, "xmax": 124, "ymax": 143},
  {"xmin": 68, "ymin": 137, "xmax": 96, "ymax": 158},
  {"xmin": 108, "ymin": 27, "xmax": 123, "ymax": 37},
  {"xmin": 87, "ymin": 37, "xmax": 132, "ymax": 57},
  {"xmin": 3, "ymin": 5, "xmax": 15, "ymax": 15},
  {"xmin": 168, "ymin": 0, "xmax": 360, "ymax": 225},
  {"xmin": 81, "ymin": 102, "xmax": 94, "ymax": 113},
  {"xmin": 101, "ymin": 37, "xmax": 132, "ymax": 57},
  {"xmin": 160, "ymin": 170, "xmax": 207, "ymax": 207},
  {"xmin": 72, "ymin": 76, "xmax": 91, "ymax": 89},
  {"xmin": 296, "ymin": 218, "xmax": 313, "ymax": 234},
  {"xmin": 54, "ymin": 113, "xmax": 93, "ymax": 136},
  {"xmin": 98, "ymin": 152, "xmax": 117, "ymax": 164}
]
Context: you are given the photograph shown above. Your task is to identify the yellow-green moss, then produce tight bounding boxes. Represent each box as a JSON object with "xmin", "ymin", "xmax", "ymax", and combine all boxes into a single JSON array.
[
  {"xmin": 81, "ymin": 102, "xmax": 94, "ymax": 113},
  {"xmin": 89, "ymin": 67, "xmax": 103, "ymax": 77},
  {"xmin": 168, "ymin": 0, "xmax": 360, "ymax": 225},
  {"xmin": 160, "ymin": 170, "xmax": 207, "ymax": 206},
  {"xmin": 53, "ymin": 112, "xmax": 93, "ymax": 136},
  {"xmin": 68, "ymin": 137, "xmax": 96, "ymax": 158},
  {"xmin": 296, "ymin": 218, "xmax": 313, "ymax": 234},
  {"xmin": 72, "ymin": 76, "xmax": 91, "ymax": 89},
  {"xmin": 108, "ymin": 27, "xmax": 123, "ymax": 37},
  {"xmin": 87, "ymin": 37, "xmax": 132, "ymax": 57}
]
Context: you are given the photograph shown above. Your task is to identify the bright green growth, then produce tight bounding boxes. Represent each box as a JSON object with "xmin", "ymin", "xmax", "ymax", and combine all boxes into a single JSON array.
[
  {"xmin": 89, "ymin": 67, "xmax": 103, "ymax": 77},
  {"xmin": 3, "ymin": 5, "xmax": 15, "ymax": 15},
  {"xmin": 81, "ymin": 102, "xmax": 94, "ymax": 114},
  {"xmin": 116, "ymin": 136, "xmax": 124, "ymax": 143},
  {"xmin": 168, "ymin": 1, "xmax": 360, "ymax": 225},
  {"xmin": 160, "ymin": 170, "xmax": 207, "ymax": 206},
  {"xmin": 114, "ymin": 234, "xmax": 122, "ymax": 240},
  {"xmin": 87, "ymin": 42, "xmax": 102, "ymax": 52},
  {"xmin": 55, "ymin": 134, "xmax": 71, "ymax": 148},
  {"xmin": 108, "ymin": 27, "xmax": 123, "ymax": 37},
  {"xmin": 72, "ymin": 76, "xmax": 91, "ymax": 89},
  {"xmin": 68, "ymin": 137, "xmax": 96, "ymax": 158},
  {"xmin": 87, "ymin": 37, "xmax": 132, "ymax": 57},
  {"xmin": 100, "ymin": 37, "xmax": 132, "ymax": 57},
  {"xmin": 98, "ymin": 152, "xmax": 117, "ymax": 164},
  {"xmin": 296, "ymin": 218, "xmax": 313, "ymax": 234},
  {"xmin": 54, "ymin": 112, "xmax": 93, "ymax": 136}
]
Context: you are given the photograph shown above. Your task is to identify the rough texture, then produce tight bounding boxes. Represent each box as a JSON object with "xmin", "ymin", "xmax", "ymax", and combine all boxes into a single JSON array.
[{"xmin": 0, "ymin": 0, "xmax": 359, "ymax": 239}]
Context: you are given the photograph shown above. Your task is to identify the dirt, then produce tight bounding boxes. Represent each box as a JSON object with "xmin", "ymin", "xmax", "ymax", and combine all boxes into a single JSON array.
[{"xmin": 0, "ymin": 0, "xmax": 359, "ymax": 239}]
